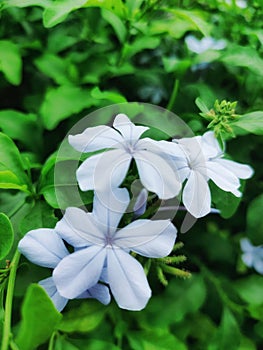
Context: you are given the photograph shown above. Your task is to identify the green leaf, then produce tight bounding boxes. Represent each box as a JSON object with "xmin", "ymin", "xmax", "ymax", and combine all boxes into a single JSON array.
[
  {"xmin": 232, "ymin": 111, "xmax": 263, "ymax": 135},
  {"xmin": 39, "ymin": 160, "xmax": 93, "ymax": 209},
  {"xmin": 43, "ymin": 0, "xmax": 87, "ymax": 28},
  {"xmin": 0, "ymin": 169, "xmax": 29, "ymax": 192},
  {"xmin": 0, "ymin": 110, "xmax": 42, "ymax": 152},
  {"xmin": 246, "ymin": 194, "xmax": 263, "ymax": 245},
  {"xmin": 34, "ymin": 54, "xmax": 78, "ymax": 85},
  {"xmin": 122, "ymin": 36, "xmax": 160, "ymax": 59},
  {"xmin": 101, "ymin": 9, "xmax": 127, "ymax": 43},
  {"xmin": 127, "ymin": 330, "xmax": 187, "ymax": 350},
  {"xmin": 0, "ymin": 213, "xmax": 14, "ymax": 260},
  {"xmin": 40, "ymin": 86, "xmax": 94, "ymax": 130},
  {"xmin": 2, "ymin": 0, "xmax": 50, "ymax": 8},
  {"xmin": 139, "ymin": 274, "xmax": 206, "ymax": 327},
  {"xmin": 168, "ymin": 9, "xmax": 211, "ymax": 37},
  {"xmin": 91, "ymin": 86, "xmax": 127, "ymax": 104},
  {"xmin": 0, "ymin": 132, "xmax": 30, "ymax": 188},
  {"xmin": 210, "ymin": 181, "xmax": 243, "ymax": 219},
  {"xmin": 15, "ymin": 284, "xmax": 62, "ymax": 350},
  {"xmin": 54, "ymin": 336, "xmax": 80, "ymax": 350},
  {"xmin": 195, "ymin": 97, "xmax": 210, "ymax": 114},
  {"xmin": 208, "ymin": 308, "xmax": 241, "ymax": 350},
  {"xmin": 234, "ymin": 275, "xmax": 263, "ymax": 306},
  {"xmin": 20, "ymin": 201, "xmax": 58, "ymax": 236},
  {"xmin": 220, "ymin": 46, "xmax": 263, "ymax": 76},
  {"xmin": 0, "ymin": 40, "xmax": 22, "ymax": 85},
  {"xmin": 57, "ymin": 300, "xmax": 106, "ymax": 333}
]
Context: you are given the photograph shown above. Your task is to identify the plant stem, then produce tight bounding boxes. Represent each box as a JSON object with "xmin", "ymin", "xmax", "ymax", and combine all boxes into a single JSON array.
[
  {"xmin": 1, "ymin": 250, "xmax": 20, "ymax": 350},
  {"xmin": 166, "ymin": 78, "xmax": 179, "ymax": 111}
]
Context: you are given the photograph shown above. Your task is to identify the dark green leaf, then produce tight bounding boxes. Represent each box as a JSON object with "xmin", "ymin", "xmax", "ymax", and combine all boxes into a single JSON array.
[
  {"xmin": 246, "ymin": 194, "xmax": 263, "ymax": 245},
  {"xmin": 0, "ymin": 213, "xmax": 14, "ymax": 260},
  {"xmin": 101, "ymin": 9, "xmax": 127, "ymax": 43},
  {"xmin": 15, "ymin": 284, "xmax": 62, "ymax": 350},
  {"xmin": 19, "ymin": 201, "xmax": 58, "ymax": 236},
  {"xmin": 0, "ymin": 110, "xmax": 42, "ymax": 152}
]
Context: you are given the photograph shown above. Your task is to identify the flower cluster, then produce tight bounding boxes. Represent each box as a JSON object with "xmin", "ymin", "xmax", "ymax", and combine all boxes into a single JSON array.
[
  {"xmin": 18, "ymin": 113, "xmax": 253, "ymax": 311},
  {"xmin": 240, "ymin": 238, "xmax": 263, "ymax": 274}
]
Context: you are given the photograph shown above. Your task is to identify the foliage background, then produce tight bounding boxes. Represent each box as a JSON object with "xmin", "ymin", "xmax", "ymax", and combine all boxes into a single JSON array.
[{"xmin": 0, "ymin": 0, "xmax": 263, "ymax": 349}]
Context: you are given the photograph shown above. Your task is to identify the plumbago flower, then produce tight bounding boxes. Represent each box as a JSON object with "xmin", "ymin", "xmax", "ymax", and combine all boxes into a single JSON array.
[
  {"xmin": 162, "ymin": 131, "xmax": 253, "ymax": 218},
  {"xmin": 68, "ymin": 113, "xmax": 182, "ymax": 199},
  {"xmin": 240, "ymin": 238, "xmax": 263, "ymax": 274},
  {"xmin": 18, "ymin": 229, "xmax": 111, "ymax": 311},
  {"xmin": 19, "ymin": 188, "xmax": 177, "ymax": 311}
]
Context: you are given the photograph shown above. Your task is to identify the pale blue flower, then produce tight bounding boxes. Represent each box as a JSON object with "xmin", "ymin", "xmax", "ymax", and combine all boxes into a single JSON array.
[
  {"xmin": 68, "ymin": 113, "xmax": 182, "ymax": 199},
  {"xmin": 185, "ymin": 35, "xmax": 226, "ymax": 54},
  {"xmin": 53, "ymin": 188, "xmax": 177, "ymax": 310},
  {"xmin": 18, "ymin": 228, "xmax": 111, "ymax": 311},
  {"xmin": 160, "ymin": 131, "xmax": 253, "ymax": 218},
  {"xmin": 240, "ymin": 238, "xmax": 263, "ymax": 274}
]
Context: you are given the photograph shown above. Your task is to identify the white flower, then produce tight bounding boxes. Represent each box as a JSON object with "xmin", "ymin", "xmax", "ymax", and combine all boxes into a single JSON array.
[
  {"xmin": 68, "ymin": 113, "xmax": 182, "ymax": 199},
  {"xmin": 170, "ymin": 131, "xmax": 253, "ymax": 218},
  {"xmin": 240, "ymin": 238, "xmax": 263, "ymax": 274},
  {"xmin": 52, "ymin": 188, "xmax": 177, "ymax": 311},
  {"xmin": 185, "ymin": 35, "xmax": 226, "ymax": 54},
  {"xmin": 18, "ymin": 229, "xmax": 111, "ymax": 311}
]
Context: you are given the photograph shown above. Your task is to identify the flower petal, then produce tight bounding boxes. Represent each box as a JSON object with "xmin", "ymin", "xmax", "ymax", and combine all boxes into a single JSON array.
[
  {"xmin": 113, "ymin": 113, "xmax": 149, "ymax": 141},
  {"xmin": 134, "ymin": 150, "xmax": 181, "ymax": 199},
  {"xmin": 241, "ymin": 252, "xmax": 254, "ymax": 267},
  {"xmin": 18, "ymin": 229, "xmax": 68, "ymax": 268},
  {"xmin": 206, "ymin": 161, "xmax": 241, "ymax": 195},
  {"xmin": 79, "ymin": 284, "xmax": 111, "ymax": 305},
  {"xmin": 133, "ymin": 188, "xmax": 148, "ymax": 217},
  {"xmin": 215, "ymin": 159, "xmax": 254, "ymax": 179},
  {"xmin": 68, "ymin": 125, "xmax": 122, "ymax": 153},
  {"xmin": 92, "ymin": 188, "xmax": 130, "ymax": 236},
  {"xmin": 254, "ymin": 250, "xmax": 263, "ymax": 274},
  {"xmin": 107, "ymin": 248, "xmax": 151, "ymax": 310},
  {"xmin": 240, "ymin": 238, "xmax": 254, "ymax": 253},
  {"xmin": 39, "ymin": 277, "xmax": 68, "ymax": 312},
  {"xmin": 115, "ymin": 219, "xmax": 176, "ymax": 257},
  {"xmin": 182, "ymin": 170, "xmax": 211, "ymax": 218},
  {"xmin": 55, "ymin": 207, "xmax": 105, "ymax": 247},
  {"xmin": 77, "ymin": 149, "xmax": 131, "ymax": 191},
  {"xmin": 201, "ymin": 131, "xmax": 222, "ymax": 158},
  {"xmin": 53, "ymin": 246, "xmax": 106, "ymax": 299}
]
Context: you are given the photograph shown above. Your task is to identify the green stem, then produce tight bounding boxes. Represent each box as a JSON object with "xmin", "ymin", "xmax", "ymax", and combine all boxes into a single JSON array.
[
  {"xmin": 48, "ymin": 332, "xmax": 57, "ymax": 350},
  {"xmin": 1, "ymin": 250, "xmax": 20, "ymax": 350},
  {"xmin": 166, "ymin": 78, "xmax": 179, "ymax": 111}
]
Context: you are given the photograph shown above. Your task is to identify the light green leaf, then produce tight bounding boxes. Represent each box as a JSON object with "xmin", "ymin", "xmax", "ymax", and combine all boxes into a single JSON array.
[
  {"xmin": 101, "ymin": 9, "xmax": 127, "ymax": 43},
  {"xmin": 54, "ymin": 336, "xmax": 80, "ymax": 350},
  {"xmin": 0, "ymin": 110, "xmax": 42, "ymax": 152},
  {"xmin": 195, "ymin": 97, "xmax": 210, "ymax": 114},
  {"xmin": 0, "ymin": 169, "xmax": 29, "ymax": 192},
  {"xmin": 246, "ymin": 194, "xmax": 263, "ymax": 245},
  {"xmin": 19, "ymin": 201, "xmax": 57, "ymax": 236},
  {"xmin": 122, "ymin": 36, "xmax": 160, "ymax": 59},
  {"xmin": 43, "ymin": 0, "xmax": 87, "ymax": 28},
  {"xmin": 2, "ymin": 0, "xmax": 50, "ymax": 8},
  {"xmin": 34, "ymin": 54, "xmax": 78, "ymax": 85},
  {"xmin": 15, "ymin": 284, "xmax": 62, "ymax": 350},
  {"xmin": 234, "ymin": 275, "xmax": 263, "ymax": 306},
  {"xmin": 57, "ymin": 301, "xmax": 106, "ymax": 333},
  {"xmin": 91, "ymin": 86, "xmax": 127, "ymax": 103},
  {"xmin": 168, "ymin": 8, "xmax": 211, "ymax": 37},
  {"xmin": 0, "ymin": 40, "xmax": 22, "ymax": 85},
  {"xmin": 40, "ymin": 86, "xmax": 94, "ymax": 130},
  {"xmin": 0, "ymin": 132, "xmax": 30, "ymax": 188},
  {"xmin": 232, "ymin": 111, "xmax": 263, "ymax": 135},
  {"xmin": 208, "ymin": 308, "xmax": 241, "ymax": 350},
  {"xmin": 0, "ymin": 213, "xmax": 14, "ymax": 260}
]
